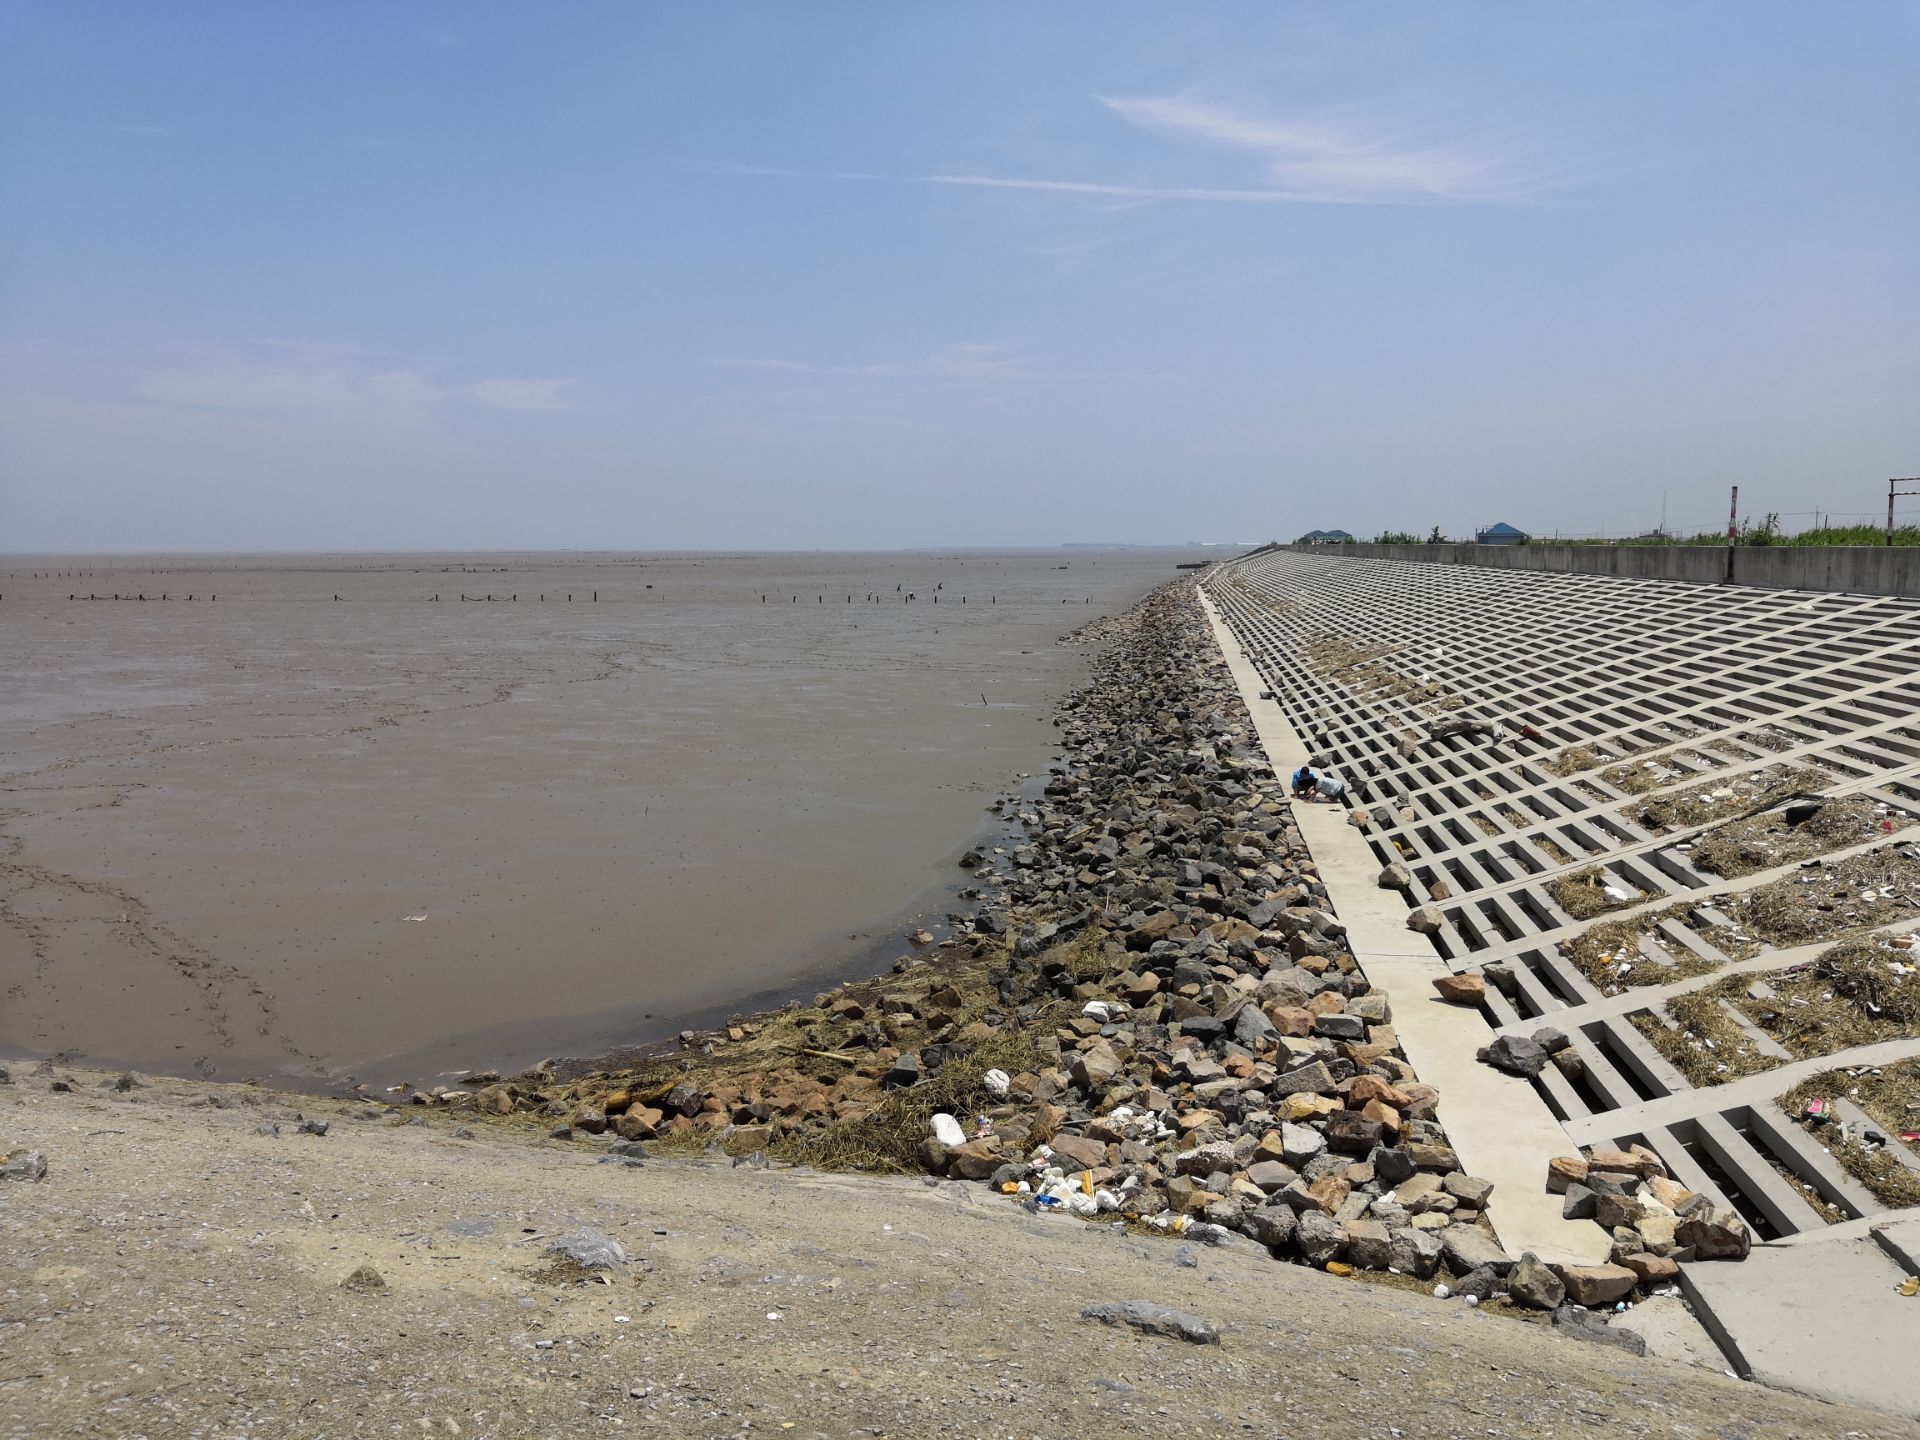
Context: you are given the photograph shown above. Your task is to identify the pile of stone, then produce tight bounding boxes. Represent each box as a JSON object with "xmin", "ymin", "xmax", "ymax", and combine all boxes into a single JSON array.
[
  {"xmin": 919, "ymin": 950, "xmax": 1510, "ymax": 1284},
  {"xmin": 1546, "ymin": 1143, "xmax": 1751, "ymax": 1279},
  {"xmin": 904, "ymin": 583, "xmax": 1502, "ymax": 1275}
]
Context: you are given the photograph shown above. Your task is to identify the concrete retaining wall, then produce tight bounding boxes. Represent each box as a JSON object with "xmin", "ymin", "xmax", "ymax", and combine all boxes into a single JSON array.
[{"xmin": 1275, "ymin": 543, "xmax": 1920, "ymax": 598}]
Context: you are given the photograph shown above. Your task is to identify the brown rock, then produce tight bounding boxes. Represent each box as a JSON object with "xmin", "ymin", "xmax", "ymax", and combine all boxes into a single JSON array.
[
  {"xmin": 474, "ymin": 1085, "xmax": 515, "ymax": 1116},
  {"xmin": 1070, "ymin": 1041, "xmax": 1123, "ymax": 1090},
  {"xmin": 1550, "ymin": 1263, "xmax": 1639, "ymax": 1307},
  {"xmin": 1626, "ymin": 1142, "xmax": 1669, "ymax": 1179},
  {"xmin": 1263, "ymin": 1005, "xmax": 1317, "ymax": 1037},
  {"xmin": 1306, "ymin": 1175, "xmax": 1351, "ymax": 1214},
  {"xmin": 1278, "ymin": 1092, "xmax": 1339, "ymax": 1122},
  {"xmin": 945, "ymin": 1139, "xmax": 1004, "ymax": 1180},
  {"xmin": 1346, "ymin": 1075, "xmax": 1412, "ymax": 1109},
  {"xmin": 1594, "ymin": 1192, "xmax": 1646, "ymax": 1229},
  {"xmin": 1619, "ymin": 1251, "xmax": 1681, "ymax": 1285},
  {"xmin": 1048, "ymin": 1134, "xmax": 1108, "ymax": 1171},
  {"xmin": 1546, "ymin": 1155, "xmax": 1589, "ymax": 1193},
  {"xmin": 1431, "ymin": 973, "xmax": 1486, "ymax": 1005},
  {"xmin": 1127, "ymin": 912, "xmax": 1180, "ymax": 950},
  {"xmin": 1358, "ymin": 1100, "xmax": 1401, "ymax": 1136},
  {"xmin": 615, "ymin": 1107, "xmax": 662, "ymax": 1141},
  {"xmin": 1676, "ymin": 1206, "xmax": 1751, "ymax": 1260},
  {"xmin": 1645, "ymin": 1175, "xmax": 1697, "ymax": 1212},
  {"xmin": 1406, "ymin": 906, "xmax": 1445, "ymax": 935},
  {"xmin": 1324, "ymin": 1110, "xmax": 1385, "ymax": 1153},
  {"xmin": 1586, "ymin": 1146, "xmax": 1654, "ymax": 1178}
]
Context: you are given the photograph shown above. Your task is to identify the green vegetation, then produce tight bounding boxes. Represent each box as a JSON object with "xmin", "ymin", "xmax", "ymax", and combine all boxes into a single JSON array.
[{"xmin": 1565, "ymin": 516, "xmax": 1920, "ymax": 548}]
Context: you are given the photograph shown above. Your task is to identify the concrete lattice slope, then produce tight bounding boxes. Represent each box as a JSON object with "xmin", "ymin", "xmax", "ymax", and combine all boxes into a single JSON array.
[{"xmin": 1206, "ymin": 548, "xmax": 1920, "ymax": 1415}]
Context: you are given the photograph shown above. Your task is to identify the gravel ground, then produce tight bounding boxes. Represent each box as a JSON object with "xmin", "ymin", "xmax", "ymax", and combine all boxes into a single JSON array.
[{"xmin": 3, "ymin": 1070, "xmax": 1914, "ymax": 1440}]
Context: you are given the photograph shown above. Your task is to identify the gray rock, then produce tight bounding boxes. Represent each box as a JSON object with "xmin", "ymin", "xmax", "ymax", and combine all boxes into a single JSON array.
[
  {"xmin": 1268, "ymin": 1060, "xmax": 1335, "ymax": 1097},
  {"xmin": 1312, "ymin": 1013, "xmax": 1366, "ymax": 1041},
  {"xmin": 1081, "ymin": 1300, "xmax": 1220, "ymax": 1346},
  {"xmin": 545, "ymin": 1229, "xmax": 626, "ymax": 1270},
  {"xmin": 1370, "ymin": 1145, "xmax": 1417, "ymax": 1187},
  {"xmin": 1440, "ymin": 1225, "xmax": 1513, "ymax": 1275},
  {"xmin": 1295, "ymin": 1209, "xmax": 1346, "ymax": 1265},
  {"xmin": 1232, "ymin": 1004, "xmax": 1276, "ymax": 1047},
  {"xmin": 1345, "ymin": 1219, "xmax": 1394, "ymax": 1270},
  {"xmin": 1482, "ymin": 1034, "xmax": 1549, "ymax": 1078},
  {"xmin": 1443, "ymin": 1172, "xmax": 1494, "ymax": 1207},
  {"xmin": 1247, "ymin": 1160, "xmax": 1295, "ymax": 1194},
  {"xmin": 1561, "ymin": 1182, "xmax": 1597, "ymax": 1220},
  {"xmin": 1507, "ymin": 1252, "xmax": 1566, "ymax": 1310},
  {"xmin": 1243, "ymin": 1206, "xmax": 1297, "ymax": 1250},
  {"xmin": 0, "ymin": 1150, "xmax": 47, "ymax": 1182},
  {"xmin": 1531, "ymin": 1027, "xmax": 1571, "ymax": 1055},
  {"xmin": 1550, "ymin": 1305, "xmax": 1647, "ymax": 1355},
  {"xmin": 1389, "ymin": 1228, "xmax": 1444, "ymax": 1279},
  {"xmin": 1451, "ymin": 1264, "xmax": 1501, "ymax": 1301},
  {"xmin": 1280, "ymin": 1122, "xmax": 1325, "ymax": 1165}
]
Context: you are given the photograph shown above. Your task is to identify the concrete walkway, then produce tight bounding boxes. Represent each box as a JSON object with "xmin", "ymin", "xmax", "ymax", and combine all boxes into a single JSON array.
[{"xmin": 1200, "ymin": 592, "xmax": 1609, "ymax": 1266}]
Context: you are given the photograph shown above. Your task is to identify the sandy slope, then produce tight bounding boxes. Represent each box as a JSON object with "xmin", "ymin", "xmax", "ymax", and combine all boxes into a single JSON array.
[{"xmin": 3, "ymin": 1069, "xmax": 1912, "ymax": 1440}]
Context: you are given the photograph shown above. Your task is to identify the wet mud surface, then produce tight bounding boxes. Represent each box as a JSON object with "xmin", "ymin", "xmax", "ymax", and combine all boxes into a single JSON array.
[{"xmin": 0, "ymin": 548, "xmax": 1202, "ymax": 1084}]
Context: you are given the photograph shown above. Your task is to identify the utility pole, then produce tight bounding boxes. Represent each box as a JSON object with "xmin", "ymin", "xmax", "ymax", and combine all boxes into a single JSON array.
[
  {"xmin": 1888, "ymin": 477, "xmax": 1920, "ymax": 545},
  {"xmin": 1726, "ymin": 484, "xmax": 1739, "ymax": 582}
]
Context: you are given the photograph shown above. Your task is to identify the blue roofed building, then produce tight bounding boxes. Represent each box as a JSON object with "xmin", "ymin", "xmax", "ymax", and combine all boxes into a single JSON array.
[
  {"xmin": 1296, "ymin": 528, "xmax": 1356, "ymax": 545},
  {"xmin": 1475, "ymin": 521, "xmax": 1529, "ymax": 545}
]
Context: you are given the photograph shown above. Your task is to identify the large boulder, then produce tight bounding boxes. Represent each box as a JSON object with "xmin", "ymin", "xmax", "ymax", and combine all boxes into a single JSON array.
[
  {"xmin": 1507, "ymin": 1253, "xmax": 1566, "ymax": 1310},
  {"xmin": 1440, "ymin": 1225, "xmax": 1513, "ymax": 1276},
  {"xmin": 1676, "ymin": 1206, "xmax": 1752, "ymax": 1261},
  {"xmin": 1551, "ymin": 1263, "xmax": 1640, "ymax": 1307}
]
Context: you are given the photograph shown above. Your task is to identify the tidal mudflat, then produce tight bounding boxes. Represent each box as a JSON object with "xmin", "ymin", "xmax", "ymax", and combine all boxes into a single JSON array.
[{"xmin": 0, "ymin": 547, "xmax": 1204, "ymax": 1085}]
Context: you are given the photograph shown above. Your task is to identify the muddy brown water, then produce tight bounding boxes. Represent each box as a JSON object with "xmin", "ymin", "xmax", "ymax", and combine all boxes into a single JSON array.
[{"xmin": 0, "ymin": 548, "xmax": 1211, "ymax": 1087}]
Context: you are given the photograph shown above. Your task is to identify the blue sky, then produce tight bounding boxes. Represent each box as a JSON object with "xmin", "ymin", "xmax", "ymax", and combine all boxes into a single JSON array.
[{"xmin": 2, "ymin": 3, "xmax": 1916, "ymax": 550}]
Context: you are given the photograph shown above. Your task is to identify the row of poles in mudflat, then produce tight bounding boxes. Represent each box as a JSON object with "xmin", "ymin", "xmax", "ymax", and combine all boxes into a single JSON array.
[{"xmin": 32, "ymin": 589, "xmax": 1094, "ymax": 604}]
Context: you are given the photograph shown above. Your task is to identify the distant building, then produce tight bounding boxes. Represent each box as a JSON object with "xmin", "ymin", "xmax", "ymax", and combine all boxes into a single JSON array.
[
  {"xmin": 1296, "ymin": 528, "xmax": 1356, "ymax": 545},
  {"xmin": 1475, "ymin": 522, "xmax": 1529, "ymax": 545}
]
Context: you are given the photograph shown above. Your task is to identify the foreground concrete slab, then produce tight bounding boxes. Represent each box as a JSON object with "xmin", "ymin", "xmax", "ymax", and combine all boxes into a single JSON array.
[
  {"xmin": 1611, "ymin": 1294, "xmax": 1734, "ymax": 1373},
  {"xmin": 1684, "ymin": 1237, "xmax": 1920, "ymax": 1415},
  {"xmin": 1200, "ymin": 592, "xmax": 1610, "ymax": 1266}
]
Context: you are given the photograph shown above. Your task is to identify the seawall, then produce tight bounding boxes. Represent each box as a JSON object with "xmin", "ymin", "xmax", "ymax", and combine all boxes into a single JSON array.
[{"xmin": 1270, "ymin": 542, "xmax": 1920, "ymax": 597}]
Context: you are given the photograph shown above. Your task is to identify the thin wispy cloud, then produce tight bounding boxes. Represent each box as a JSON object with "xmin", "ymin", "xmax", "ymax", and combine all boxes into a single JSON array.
[
  {"xmin": 127, "ymin": 345, "xmax": 577, "ymax": 415},
  {"xmin": 1101, "ymin": 95, "xmax": 1550, "ymax": 203},
  {"xmin": 711, "ymin": 341, "xmax": 1182, "ymax": 386},
  {"xmin": 466, "ymin": 377, "xmax": 576, "ymax": 411},
  {"xmin": 685, "ymin": 159, "xmax": 1362, "ymax": 206},
  {"xmin": 711, "ymin": 342, "xmax": 1044, "ymax": 381},
  {"xmin": 687, "ymin": 94, "xmax": 1554, "ymax": 208}
]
